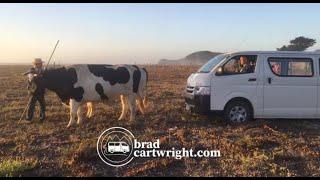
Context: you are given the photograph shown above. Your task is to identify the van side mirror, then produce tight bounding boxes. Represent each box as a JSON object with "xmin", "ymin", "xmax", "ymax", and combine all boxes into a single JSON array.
[{"xmin": 215, "ymin": 66, "xmax": 223, "ymax": 76}]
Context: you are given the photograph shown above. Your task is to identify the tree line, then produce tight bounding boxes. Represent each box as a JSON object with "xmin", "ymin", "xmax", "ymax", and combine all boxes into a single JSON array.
[{"xmin": 277, "ymin": 36, "xmax": 317, "ymax": 51}]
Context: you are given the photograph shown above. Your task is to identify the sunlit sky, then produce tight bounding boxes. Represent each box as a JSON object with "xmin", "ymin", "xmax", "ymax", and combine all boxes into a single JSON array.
[{"xmin": 1, "ymin": 3, "xmax": 320, "ymax": 64}]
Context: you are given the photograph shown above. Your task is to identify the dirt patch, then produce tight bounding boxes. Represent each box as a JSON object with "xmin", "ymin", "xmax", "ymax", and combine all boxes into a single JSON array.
[{"xmin": 0, "ymin": 65, "xmax": 319, "ymax": 176}]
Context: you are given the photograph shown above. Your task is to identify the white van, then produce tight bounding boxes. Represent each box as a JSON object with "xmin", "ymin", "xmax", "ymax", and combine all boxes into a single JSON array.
[
  {"xmin": 107, "ymin": 141, "xmax": 130, "ymax": 153},
  {"xmin": 185, "ymin": 51, "xmax": 320, "ymax": 123}
]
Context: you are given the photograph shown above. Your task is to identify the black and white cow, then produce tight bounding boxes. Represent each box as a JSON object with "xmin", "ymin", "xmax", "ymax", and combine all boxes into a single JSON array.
[
  {"xmin": 30, "ymin": 64, "xmax": 148, "ymax": 128},
  {"xmin": 63, "ymin": 66, "xmax": 148, "ymax": 120}
]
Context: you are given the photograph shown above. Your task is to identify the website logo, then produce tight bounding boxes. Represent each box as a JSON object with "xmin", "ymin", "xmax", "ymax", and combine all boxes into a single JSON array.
[
  {"xmin": 97, "ymin": 127, "xmax": 221, "ymax": 167},
  {"xmin": 97, "ymin": 127, "xmax": 134, "ymax": 167}
]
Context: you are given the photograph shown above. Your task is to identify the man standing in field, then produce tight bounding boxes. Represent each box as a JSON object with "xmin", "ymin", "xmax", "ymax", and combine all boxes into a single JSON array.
[{"xmin": 23, "ymin": 58, "xmax": 46, "ymax": 122}]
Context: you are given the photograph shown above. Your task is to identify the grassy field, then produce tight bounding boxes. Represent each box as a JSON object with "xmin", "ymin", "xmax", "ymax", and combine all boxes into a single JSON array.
[{"xmin": 0, "ymin": 64, "xmax": 319, "ymax": 177}]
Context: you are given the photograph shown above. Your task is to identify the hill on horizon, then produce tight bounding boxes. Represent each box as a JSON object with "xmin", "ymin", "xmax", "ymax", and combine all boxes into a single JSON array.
[{"xmin": 158, "ymin": 51, "xmax": 221, "ymax": 65}]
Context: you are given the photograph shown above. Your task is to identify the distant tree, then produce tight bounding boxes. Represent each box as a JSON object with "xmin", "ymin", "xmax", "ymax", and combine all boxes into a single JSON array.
[{"xmin": 277, "ymin": 36, "xmax": 316, "ymax": 51}]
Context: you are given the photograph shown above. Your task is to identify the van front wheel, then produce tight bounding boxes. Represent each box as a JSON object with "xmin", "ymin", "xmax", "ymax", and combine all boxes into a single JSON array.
[{"xmin": 224, "ymin": 100, "xmax": 252, "ymax": 123}]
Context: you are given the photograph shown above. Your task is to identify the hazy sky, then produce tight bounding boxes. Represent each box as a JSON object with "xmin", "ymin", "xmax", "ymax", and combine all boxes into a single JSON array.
[{"xmin": 1, "ymin": 3, "xmax": 320, "ymax": 64}]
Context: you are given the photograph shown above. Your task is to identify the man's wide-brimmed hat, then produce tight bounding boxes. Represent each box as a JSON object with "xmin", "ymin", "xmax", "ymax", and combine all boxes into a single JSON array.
[{"xmin": 32, "ymin": 58, "xmax": 44, "ymax": 65}]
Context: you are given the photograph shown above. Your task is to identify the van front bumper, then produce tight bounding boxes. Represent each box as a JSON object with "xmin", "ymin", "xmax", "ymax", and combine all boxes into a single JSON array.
[{"xmin": 185, "ymin": 93, "xmax": 210, "ymax": 114}]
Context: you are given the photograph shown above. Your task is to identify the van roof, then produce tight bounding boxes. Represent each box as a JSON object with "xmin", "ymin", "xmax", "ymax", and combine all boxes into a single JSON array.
[
  {"xmin": 108, "ymin": 141, "xmax": 126, "ymax": 143},
  {"xmin": 227, "ymin": 51, "xmax": 320, "ymax": 55}
]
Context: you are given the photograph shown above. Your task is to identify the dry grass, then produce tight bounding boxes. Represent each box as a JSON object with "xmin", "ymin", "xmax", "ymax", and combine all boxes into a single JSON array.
[{"xmin": 0, "ymin": 64, "xmax": 319, "ymax": 177}]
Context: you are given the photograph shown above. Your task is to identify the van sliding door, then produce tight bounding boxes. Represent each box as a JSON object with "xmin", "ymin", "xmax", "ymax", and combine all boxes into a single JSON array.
[{"xmin": 263, "ymin": 56, "xmax": 317, "ymax": 118}]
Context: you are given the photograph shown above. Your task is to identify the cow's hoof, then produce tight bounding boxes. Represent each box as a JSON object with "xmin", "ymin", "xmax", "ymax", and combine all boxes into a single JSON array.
[
  {"xmin": 67, "ymin": 123, "xmax": 74, "ymax": 128},
  {"xmin": 77, "ymin": 121, "xmax": 83, "ymax": 126},
  {"xmin": 86, "ymin": 113, "xmax": 91, "ymax": 119},
  {"xmin": 128, "ymin": 120, "xmax": 135, "ymax": 125}
]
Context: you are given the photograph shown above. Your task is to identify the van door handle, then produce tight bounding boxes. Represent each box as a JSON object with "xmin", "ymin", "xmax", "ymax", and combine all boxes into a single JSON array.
[
  {"xmin": 248, "ymin": 78, "xmax": 256, "ymax": 81},
  {"xmin": 268, "ymin": 77, "xmax": 272, "ymax": 84}
]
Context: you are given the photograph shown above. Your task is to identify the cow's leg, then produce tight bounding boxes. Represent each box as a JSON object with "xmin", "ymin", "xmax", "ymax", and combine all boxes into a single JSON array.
[
  {"xmin": 127, "ymin": 95, "xmax": 136, "ymax": 121},
  {"xmin": 136, "ymin": 96, "xmax": 145, "ymax": 115},
  {"xmin": 86, "ymin": 102, "xmax": 93, "ymax": 118},
  {"xmin": 67, "ymin": 99, "xmax": 80, "ymax": 128},
  {"xmin": 88, "ymin": 102, "xmax": 93, "ymax": 118},
  {"xmin": 77, "ymin": 104, "xmax": 84, "ymax": 126},
  {"xmin": 118, "ymin": 95, "xmax": 128, "ymax": 120}
]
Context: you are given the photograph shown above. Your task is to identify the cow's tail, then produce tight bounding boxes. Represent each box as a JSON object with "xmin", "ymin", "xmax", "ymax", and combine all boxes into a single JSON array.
[{"xmin": 142, "ymin": 67, "xmax": 148, "ymax": 108}]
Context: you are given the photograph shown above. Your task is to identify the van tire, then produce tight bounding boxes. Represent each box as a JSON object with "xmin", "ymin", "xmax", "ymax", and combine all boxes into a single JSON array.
[{"xmin": 224, "ymin": 100, "xmax": 253, "ymax": 123}]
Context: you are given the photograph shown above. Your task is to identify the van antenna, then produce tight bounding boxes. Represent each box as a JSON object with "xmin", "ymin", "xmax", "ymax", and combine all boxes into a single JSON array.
[{"xmin": 238, "ymin": 38, "xmax": 248, "ymax": 51}]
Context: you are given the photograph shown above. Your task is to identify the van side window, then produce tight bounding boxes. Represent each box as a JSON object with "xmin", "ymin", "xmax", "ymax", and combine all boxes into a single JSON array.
[
  {"xmin": 222, "ymin": 55, "xmax": 257, "ymax": 75},
  {"xmin": 268, "ymin": 58, "xmax": 313, "ymax": 77}
]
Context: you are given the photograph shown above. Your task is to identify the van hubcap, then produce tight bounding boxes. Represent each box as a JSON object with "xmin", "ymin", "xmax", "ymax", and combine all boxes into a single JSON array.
[{"xmin": 229, "ymin": 106, "xmax": 247, "ymax": 122}]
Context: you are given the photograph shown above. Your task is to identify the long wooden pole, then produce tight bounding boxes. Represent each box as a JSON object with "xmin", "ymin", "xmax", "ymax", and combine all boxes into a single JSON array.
[
  {"xmin": 18, "ymin": 103, "xmax": 30, "ymax": 124},
  {"xmin": 46, "ymin": 40, "xmax": 60, "ymax": 69}
]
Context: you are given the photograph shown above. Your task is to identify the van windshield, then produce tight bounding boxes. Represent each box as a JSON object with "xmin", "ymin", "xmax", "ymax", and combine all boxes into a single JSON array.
[{"xmin": 197, "ymin": 54, "xmax": 228, "ymax": 73}]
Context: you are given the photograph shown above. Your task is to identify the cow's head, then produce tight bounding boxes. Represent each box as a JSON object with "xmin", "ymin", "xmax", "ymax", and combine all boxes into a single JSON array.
[{"xmin": 28, "ymin": 72, "xmax": 46, "ymax": 96}]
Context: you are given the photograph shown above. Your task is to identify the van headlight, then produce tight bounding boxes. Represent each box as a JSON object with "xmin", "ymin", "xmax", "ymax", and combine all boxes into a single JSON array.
[{"xmin": 194, "ymin": 86, "xmax": 210, "ymax": 95}]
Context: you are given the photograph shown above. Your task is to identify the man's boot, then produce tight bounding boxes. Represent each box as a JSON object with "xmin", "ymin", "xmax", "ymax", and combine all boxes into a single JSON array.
[
  {"xmin": 38, "ymin": 95, "xmax": 46, "ymax": 122},
  {"xmin": 39, "ymin": 111, "xmax": 45, "ymax": 122},
  {"xmin": 26, "ymin": 96, "xmax": 36, "ymax": 122}
]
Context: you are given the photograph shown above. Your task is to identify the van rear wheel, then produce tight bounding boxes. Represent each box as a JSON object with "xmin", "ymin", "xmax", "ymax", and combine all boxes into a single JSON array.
[{"xmin": 224, "ymin": 100, "xmax": 252, "ymax": 123}]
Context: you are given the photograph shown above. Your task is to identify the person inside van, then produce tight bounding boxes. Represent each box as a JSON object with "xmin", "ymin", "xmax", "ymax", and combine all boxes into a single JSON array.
[
  {"xmin": 271, "ymin": 62, "xmax": 281, "ymax": 75},
  {"xmin": 237, "ymin": 56, "xmax": 251, "ymax": 73},
  {"xmin": 224, "ymin": 55, "xmax": 256, "ymax": 74}
]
